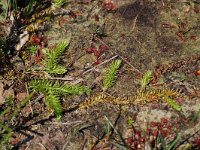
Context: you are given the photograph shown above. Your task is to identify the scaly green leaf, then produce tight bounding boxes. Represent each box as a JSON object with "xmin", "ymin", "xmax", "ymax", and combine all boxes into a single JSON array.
[
  {"xmin": 103, "ymin": 59, "xmax": 122, "ymax": 91},
  {"xmin": 166, "ymin": 97, "xmax": 181, "ymax": 112},
  {"xmin": 45, "ymin": 65, "xmax": 67, "ymax": 74},
  {"xmin": 27, "ymin": 45, "xmax": 38, "ymax": 54},
  {"xmin": 45, "ymin": 93, "xmax": 62, "ymax": 119},
  {"xmin": 30, "ymin": 79, "xmax": 91, "ymax": 96},
  {"xmin": 43, "ymin": 36, "xmax": 71, "ymax": 74},
  {"xmin": 140, "ymin": 70, "xmax": 153, "ymax": 90},
  {"xmin": 52, "ymin": 0, "xmax": 66, "ymax": 7}
]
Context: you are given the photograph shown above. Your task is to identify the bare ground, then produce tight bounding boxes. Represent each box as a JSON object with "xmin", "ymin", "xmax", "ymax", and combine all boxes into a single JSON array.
[{"xmin": 0, "ymin": 0, "xmax": 200, "ymax": 150}]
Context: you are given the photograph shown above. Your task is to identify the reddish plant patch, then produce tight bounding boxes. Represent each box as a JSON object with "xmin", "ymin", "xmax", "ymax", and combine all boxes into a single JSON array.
[
  {"xmin": 31, "ymin": 35, "xmax": 41, "ymax": 45},
  {"xmin": 86, "ymin": 44, "xmax": 109, "ymax": 65},
  {"xmin": 193, "ymin": 137, "xmax": 200, "ymax": 147},
  {"xmin": 124, "ymin": 117, "xmax": 175, "ymax": 149},
  {"xmin": 102, "ymin": 0, "xmax": 117, "ymax": 11}
]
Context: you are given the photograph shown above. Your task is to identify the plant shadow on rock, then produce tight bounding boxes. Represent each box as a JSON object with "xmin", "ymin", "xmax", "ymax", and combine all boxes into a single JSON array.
[
  {"xmin": 117, "ymin": 1, "xmax": 157, "ymax": 28},
  {"xmin": 157, "ymin": 36, "xmax": 183, "ymax": 56}
]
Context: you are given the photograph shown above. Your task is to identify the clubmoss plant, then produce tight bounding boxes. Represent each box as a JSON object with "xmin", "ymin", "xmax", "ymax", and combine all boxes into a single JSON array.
[
  {"xmin": 165, "ymin": 97, "xmax": 181, "ymax": 112},
  {"xmin": 45, "ymin": 92, "xmax": 63, "ymax": 119},
  {"xmin": 30, "ymin": 79, "xmax": 91, "ymax": 118},
  {"xmin": 27, "ymin": 45, "xmax": 38, "ymax": 54},
  {"xmin": 52, "ymin": 0, "xmax": 66, "ymax": 7},
  {"xmin": 78, "ymin": 88, "xmax": 182, "ymax": 110},
  {"xmin": 79, "ymin": 93, "xmax": 108, "ymax": 109},
  {"xmin": 103, "ymin": 59, "xmax": 122, "ymax": 91},
  {"xmin": 79, "ymin": 69, "xmax": 182, "ymax": 110},
  {"xmin": 0, "ymin": 122, "xmax": 12, "ymax": 149},
  {"xmin": 140, "ymin": 70, "xmax": 153, "ymax": 91},
  {"xmin": 43, "ymin": 36, "xmax": 71, "ymax": 75},
  {"xmin": 29, "ymin": 34, "xmax": 91, "ymax": 118},
  {"xmin": 30, "ymin": 79, "xmax": 91, "ymax": 95}
]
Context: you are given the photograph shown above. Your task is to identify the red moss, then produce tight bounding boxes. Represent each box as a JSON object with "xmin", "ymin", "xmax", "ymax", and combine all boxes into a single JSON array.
[
  {"xmin": 160, "ymin": 129, "xmax": 168, "ymax": 138},
  {"xmin": 99, "ymin": 44, "xmax": 109, "ymax": 52},
  {"xmin": 126, "ymin": 137, "xmax": 134, "ymax": 145},
  {"xmin": 32, "ymin": 35, "xmax": 41, "ymax": 45},
  {"xmin": 161, "ymin": 117, "xmax": 168, "ymax": 125},
  {"xmin": 150, "ymin": 121, "xmax": 159, "ymax": 128},
  {"xmin": 93, "ymin": 59, "xmax": 100, "ymax": 65},
  {"xmin": 102, "ymin": 0, "xmax": 117, "ymax": 11}
]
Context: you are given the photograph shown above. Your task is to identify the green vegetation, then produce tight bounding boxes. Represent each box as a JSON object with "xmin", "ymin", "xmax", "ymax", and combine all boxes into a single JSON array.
[
  {"xmin": 79, "ymin": 68, "xmax": 182, "ymax": 110},
  {"xmin": 30, "ymin": 79, "xmax": 90, "ymax": 118},
  {"xmin": 28, "ymin": 35, "xmax": 89, "ymax": 118},
  {"xmin": 27, "ymin": 45, "xmax": 38, "ymax": 54},
  {"xmin": 0, "ymin": 122, "xmax": 12, "ymax": 149},
  {"xmin": 139, "ymin": 70, "xmax": 182, "ymax": 111},
  {"xmin": 103, "ymin": 59, "xmax": 122, "ymax": 91},
  {"xmin": 30, "ymin": 79, "xmax": 90, "ymax": 96},
  {"xmin": 52, "ymin": 0, "xmax": 66, "ymax": 7},
  {"xmin": 29, "ymin": 35, "xmax": 91, "ymax": 118},
  {"xmin": 0, "ymin": 33, "xmax": 89, "ymax": 147},
  {"xmin": 0, "ymin": 0, "xmax": 39, "ymax": 21},
  {"xmin": 166, "ymin": 97, "xmax": 181, "ymax": 112},
  {"xmin": 0, "ymin": 1, "xmax": 199, "ymax": 149},
  {"xmin": 0, "ymin": 1, "xmax": 6, "ymax": 21},
  {"xmin": 0, "ymin": 0, "xmax": 12, "ymax": 21},
  {"xmin": 140, "ymin": 70, "xmax": 153, "ymax": 90},
  {"xmin": 43, "ymin": 36, "xmax": 71, "ymax": 74}
]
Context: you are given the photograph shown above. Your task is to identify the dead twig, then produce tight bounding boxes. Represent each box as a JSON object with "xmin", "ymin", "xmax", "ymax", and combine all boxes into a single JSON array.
[
  {"xmin": 38, "ymin": 143, "xmax": 47, "ymax": 150},
  {"xmin": 47, "ymin": 75, "xmax": 84, "ymax": 85},
  {"xmin": 115, "ymin": 51, "xmax": 142, "ymax": 75},
  {"xmin": 131, "ymin": 14, "xmax": 139, "ymax": 31},
  {"xmin": 47, "ymin": 75, "xmax": 75, "ymax": 81},
  {"xmin": 31, "ymin": 94, "xmax": 44, "ymax": 104},
  {"xmin": 82, "ymin": 55, "xmax": 119, "ymax": 75},
  {"xmin": 80, "ymin": 138, "xmax": 88, "ymax": 150},
  {"xmin": 25, "ymin": 83, "xmax": 34, "ymax": 116},
  {"xmin": 97, "ymin": 38, "xmax": 142, "ymax": 75},
  {"xmin": 45, "ymin": 120, "xmax": 82, "ymax": 125}
]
